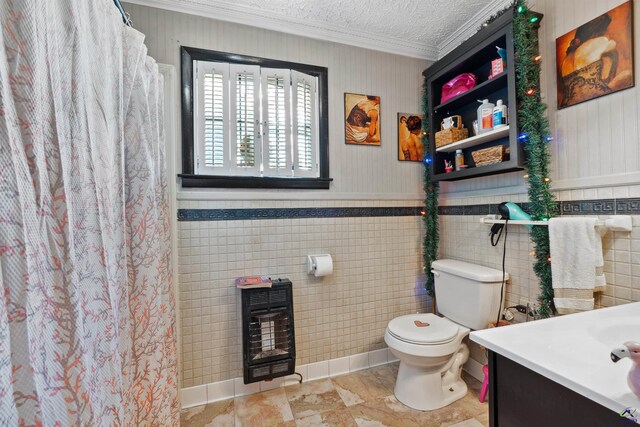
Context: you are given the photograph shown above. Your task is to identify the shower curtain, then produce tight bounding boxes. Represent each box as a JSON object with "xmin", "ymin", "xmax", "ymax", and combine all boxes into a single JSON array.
[{"xmin": 0, "ymin": 1, "xmax": 179, "ymax": 425}]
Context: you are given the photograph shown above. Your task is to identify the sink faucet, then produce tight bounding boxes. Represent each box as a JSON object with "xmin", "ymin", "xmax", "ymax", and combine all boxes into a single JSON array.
[{"xmin": 611, "ymin": 341, "xmax": 640, "ymax": 398}]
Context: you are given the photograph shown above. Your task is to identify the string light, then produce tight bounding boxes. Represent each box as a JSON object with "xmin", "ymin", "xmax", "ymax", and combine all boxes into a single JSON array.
[
  {"xmin": 547, "ymin": 256, "xmax": 552, "ymax": 263},
  {"xmin": 544, "ymin": 177, "xmax": 551, "ymax": 182},
  {"xmin": 533, "ymin": 55, "xmax": 542, "ymax": 63},
  {"xmin": 420, "ymin": 210, "xmax": 426, "ymax": 216},
  {"xmin": 530, "ymin": 251, "xmax": 537, "ymax": 257},
  {"xmin": 517, "ymin": 5, "xmax": 526, "ymax": 13},
  {"xmin": 423, "ymin": 156, "xmax": 433, "ymax": 165},
  {"xmin": 523, "ymin": 174, "xmax": 529, "ymax": 179},
  {"xmin": 530, "ymin": 16, "xmax": 539, "ymax": 23},
  {"xmin": 518, "ymin": 133, "xmax": 528, "ymax": 141},
  {"xmin": 525, "ymin": 88, "xmax": 536, "ymax": 96},
  {"xmin": 545, "ymin": 135, "xmax": 553, "ymax": 142}
]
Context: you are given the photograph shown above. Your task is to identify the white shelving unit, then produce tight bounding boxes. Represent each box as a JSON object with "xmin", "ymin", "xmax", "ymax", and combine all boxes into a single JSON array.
[
  {"xmin": 479, "ymin": 215, "xmax": 633, "ymax": 232},
  {"xmin": 436, "ymin": 126, "xmax": 510, "ymax": 153}
]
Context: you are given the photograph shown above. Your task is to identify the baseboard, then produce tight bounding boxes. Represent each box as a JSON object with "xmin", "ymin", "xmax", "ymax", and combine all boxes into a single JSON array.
[
  {"xmin": 180, "ymin": 347, "xmax": 396, "ymax": 409},
  {"xmin": 463, "ymin": 357, "xmax": 485, "ymax": 383}
]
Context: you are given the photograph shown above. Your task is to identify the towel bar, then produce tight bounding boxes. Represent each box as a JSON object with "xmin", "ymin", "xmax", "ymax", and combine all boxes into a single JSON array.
[{"xmin": 479, "ymin": 215, "xmax": 633, "ymax": 232}]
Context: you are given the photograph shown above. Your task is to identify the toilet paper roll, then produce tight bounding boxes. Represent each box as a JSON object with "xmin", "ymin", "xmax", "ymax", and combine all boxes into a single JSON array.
[{"xmin": 312, "ymin": 254, "xmax": 333, "ymax": 277}]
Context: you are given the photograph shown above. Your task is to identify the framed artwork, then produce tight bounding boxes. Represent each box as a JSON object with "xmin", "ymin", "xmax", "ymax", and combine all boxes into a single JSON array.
[
  {"xmin": 556, "ymin": 1, "xmax": 634, "ymax": 109},
  {"xmin": 397, "ymin": 113, "xmax": 424, "ymax": 162},
  {"xmin": 344, "ymin": 93, "xmax": 381, "ymax": 145}
]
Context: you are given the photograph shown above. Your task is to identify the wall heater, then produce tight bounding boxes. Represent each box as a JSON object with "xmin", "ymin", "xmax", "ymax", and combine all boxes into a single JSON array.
[{"xmin": 241, "ymin": 278, "xmax": 295, "ymax": 384}]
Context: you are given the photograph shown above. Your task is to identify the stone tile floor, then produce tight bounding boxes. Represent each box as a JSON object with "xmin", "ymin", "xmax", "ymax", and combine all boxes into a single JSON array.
[{"xmin": 180, "ymin": 363, "xmax": 488, "ymax": 427}]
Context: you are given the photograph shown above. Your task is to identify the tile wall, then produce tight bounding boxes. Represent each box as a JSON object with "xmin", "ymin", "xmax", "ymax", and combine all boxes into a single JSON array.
[
  {"xmin": 439, "ymin": 186, "xmax": 640, "ymax": 311},
  {"xmin": 177, "ymin": 200, "xmax": 430, "ymax": 388}
]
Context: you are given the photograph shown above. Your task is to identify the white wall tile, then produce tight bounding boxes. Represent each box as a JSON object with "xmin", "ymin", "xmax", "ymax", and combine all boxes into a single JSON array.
[
  {"xmin": 368, "ymin": 349, "xmax": 388, "ymax": 367},
  {"xmin": 234, "ymin": 378, "xmax": 261, "ymax": 397},
  {"xmin": 307, "ymin": 361, "xmax": 329, "ymax": 381},
  {"xmin": 349, "ymin": 352, "xmax": 369, "ymax": 371},
  {"xmin": 329, "ymin": 357, "xmax": 350, "ymax": 377},
  {"xmin": 207, "ymin": 379, "xmax": 234, "ymax": 403},
  {"xmin": 180, "ymin": 385, "xmax": 207, "ymax": 408},
  {"xmin": 259, "ymin": 376, "xmax": 285, "ymax": 392}
]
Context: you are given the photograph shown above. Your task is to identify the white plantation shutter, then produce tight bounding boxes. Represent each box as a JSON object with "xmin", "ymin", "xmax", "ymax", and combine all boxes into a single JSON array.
[
  {"xmin": 195, "ymin": 61, "xmax": 229, "ymax": 175},
  {"xmin": 193, "ymin": 59, "xmax": 321, "ymax": 179},
  {"xmin": 230, "ymin": 64, "xmax": 261, "ymax": 175},
  {"xmin": 291, "ymin": 70, "xmax": 318, "ymax": 177},
  {"xmin": 261, "ymin": 68, "xmax": 292, "ymax": 176}
]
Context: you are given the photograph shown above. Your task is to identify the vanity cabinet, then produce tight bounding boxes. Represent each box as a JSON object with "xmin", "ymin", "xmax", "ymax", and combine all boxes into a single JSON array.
[
  {"xmin": 422, "ymin": 11, "xmax": 541, "ymax": 182},
  {"xmin": 488, "ymin": 351, "xmax": 630, "ymax": 427}
]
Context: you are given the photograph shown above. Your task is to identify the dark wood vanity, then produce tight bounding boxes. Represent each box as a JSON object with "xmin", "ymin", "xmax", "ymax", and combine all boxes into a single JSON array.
[{"xmin": 488, "ymin": 351, "xmax": 633, "ymax": 427}]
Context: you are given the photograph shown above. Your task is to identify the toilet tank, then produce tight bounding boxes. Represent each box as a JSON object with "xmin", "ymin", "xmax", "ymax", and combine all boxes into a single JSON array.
[{"xmin": 432, "ymin": 259, "xmax": 508, "ymax": 330}]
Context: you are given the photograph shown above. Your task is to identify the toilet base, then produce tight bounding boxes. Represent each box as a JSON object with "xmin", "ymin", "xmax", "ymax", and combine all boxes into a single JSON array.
[{"xmin": 393, "ymin": 345, "xmax": 469, "ymax": 411}]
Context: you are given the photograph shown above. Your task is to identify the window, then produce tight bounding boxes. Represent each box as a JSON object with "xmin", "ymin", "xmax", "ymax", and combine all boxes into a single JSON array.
[{"xmin": 180, "ymin": 47, "xmax": 330, "ymax": 189}]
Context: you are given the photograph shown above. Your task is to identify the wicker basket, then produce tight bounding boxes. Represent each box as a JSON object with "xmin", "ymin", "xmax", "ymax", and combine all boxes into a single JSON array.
[
  {"xmin": 435, "ymin": 116, "xmax": 468, "ymax": 148},
  {"xmin": 472, "ymin": 145, "xmax": 508, "ymax": 167}
]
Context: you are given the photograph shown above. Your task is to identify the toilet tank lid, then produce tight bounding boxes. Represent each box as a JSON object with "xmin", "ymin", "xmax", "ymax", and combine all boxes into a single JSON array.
[{"xmin": 432, "ymin": 259, "xmax": 508, "ymax": 283}]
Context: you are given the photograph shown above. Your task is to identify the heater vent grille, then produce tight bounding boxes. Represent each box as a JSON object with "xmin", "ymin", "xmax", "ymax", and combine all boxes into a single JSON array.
[{"xmin": 242, "ymin": 279, "xmax": 295, "ymax": 384}]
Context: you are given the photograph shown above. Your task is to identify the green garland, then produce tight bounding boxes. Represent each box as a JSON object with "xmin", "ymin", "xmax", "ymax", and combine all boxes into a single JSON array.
[
  {"xmin": 422, "ymin": 79, "xmax": 439, "ymax": 297},
  {"xmin": 513, "ymin": 0, "xmax": 557, "ymax": 317}
]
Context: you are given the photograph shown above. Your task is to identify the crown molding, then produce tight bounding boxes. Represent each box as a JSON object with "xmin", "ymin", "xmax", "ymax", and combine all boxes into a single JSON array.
[
  {"xmin": 438, "ymin": 0, "xmax": 514, "ymax": 58},
  {"xmin": 124, "ymin": 0, "xmax": 439, "ymax": 60}
]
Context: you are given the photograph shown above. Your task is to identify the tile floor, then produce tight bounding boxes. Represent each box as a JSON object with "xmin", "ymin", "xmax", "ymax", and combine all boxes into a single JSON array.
[{"xmin": 180, "ymin": 363, "xmax": 489, "ymax": 427}]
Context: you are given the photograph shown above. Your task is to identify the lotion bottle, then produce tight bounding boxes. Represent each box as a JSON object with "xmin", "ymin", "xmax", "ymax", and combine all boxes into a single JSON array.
[
  {"xmin": 477, "ymin": 99, "xmax": 494, "ymax": 134},
  {"xmin": 493, "ymin": 99, "xmax": 507, "ymax": 128}
]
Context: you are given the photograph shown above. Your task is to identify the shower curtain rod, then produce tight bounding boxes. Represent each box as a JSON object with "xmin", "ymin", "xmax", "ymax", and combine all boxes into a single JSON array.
[{"xmin": 113, "ymin": 0, "xmax": 132, "ymax": 27}]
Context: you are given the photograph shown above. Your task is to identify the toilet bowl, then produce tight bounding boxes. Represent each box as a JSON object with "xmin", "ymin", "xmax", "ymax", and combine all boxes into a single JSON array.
[
  {"xmin": 384, "ymin": 313, "xmax": 470, "ymax": 410},
  {"xmin": 384, "ymin": 259, "xmax": 507, "ymax": 411}
]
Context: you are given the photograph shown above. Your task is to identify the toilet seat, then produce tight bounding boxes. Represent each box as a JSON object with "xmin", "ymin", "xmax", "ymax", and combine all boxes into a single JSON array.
[{"xmin": 387, "ymin": 313, "xmax": 460, "ymax": 345}]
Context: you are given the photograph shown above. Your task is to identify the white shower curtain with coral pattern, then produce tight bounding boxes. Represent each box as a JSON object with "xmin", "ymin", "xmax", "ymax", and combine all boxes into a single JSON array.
[{"xmin": 0, "ymin": 0, "xmax": 179, "ymax": 425}]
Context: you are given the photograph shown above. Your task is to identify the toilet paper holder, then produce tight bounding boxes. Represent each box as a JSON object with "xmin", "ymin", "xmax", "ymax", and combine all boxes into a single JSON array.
[{"xmin": 306, "ymin": 254, "xmax": 333, "ymax": 276}]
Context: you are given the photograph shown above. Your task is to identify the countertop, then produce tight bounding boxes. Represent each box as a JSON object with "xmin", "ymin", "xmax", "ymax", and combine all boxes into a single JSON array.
[{"xmin": 470, "ymin": 302, "xmax": 640, "ymax": 415}]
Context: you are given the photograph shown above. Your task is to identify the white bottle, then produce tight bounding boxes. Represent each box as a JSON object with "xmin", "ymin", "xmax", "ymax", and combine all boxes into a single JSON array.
[
  {"xmin": 493, "ymin": 99, "xmax": 507, "ymax": 128},
  {"xmin": 477, "ymin": 99, "xmax": 495, "ymax": 134}
]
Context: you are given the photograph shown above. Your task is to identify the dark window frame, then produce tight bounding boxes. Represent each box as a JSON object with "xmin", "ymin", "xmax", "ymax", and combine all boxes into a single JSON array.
[{"xmin": 179, "ymin": 46, "xmax": 331, "ymax": 189}]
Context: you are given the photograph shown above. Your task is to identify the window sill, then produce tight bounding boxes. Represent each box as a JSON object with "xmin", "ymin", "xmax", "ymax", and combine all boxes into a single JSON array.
[{"xmin": 178, "ymin": 174, "xmax": 333, "ymax": 189}]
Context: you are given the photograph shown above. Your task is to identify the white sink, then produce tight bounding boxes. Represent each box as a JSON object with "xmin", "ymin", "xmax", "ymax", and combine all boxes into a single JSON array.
[
  {"xmin": 471, "ymin": 302, "xmax": 640, "ymax": 415},
  {"xmin": 588, "ymin": 317, "xmax": 640, "ymax": 348}
]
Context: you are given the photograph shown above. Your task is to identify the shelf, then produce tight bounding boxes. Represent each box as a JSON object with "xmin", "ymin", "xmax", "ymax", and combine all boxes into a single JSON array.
[
  {"xmin": 436, "ymin": 126, "xmax": 510, "ymax": 152},
  {"xmin": 479, "ymin": 215, "xmax": 632, "ymax": 231},
  {"xmin": 480, "ymin": 217, "xmax": 548, "ymax": 226},
  {"xmin": 423, "ymin": 10, "xmax": 532, "ymax": 182},
  {"xmin": 433, "ymin": 159, "xmax": 522, "ymax": 182},
  {"xmin": 434, "ymin": 71, "xmax": 508, "ymax": 113}
]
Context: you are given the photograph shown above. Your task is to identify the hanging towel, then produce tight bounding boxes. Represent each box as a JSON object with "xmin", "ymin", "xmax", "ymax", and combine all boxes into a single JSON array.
[
  {"xmin": 549, "ymin": 217, "xmax": 606, "ymax": 314},
  {"xmin": 593, "ymin": 226, "xmax": 607, "ymax": 292}
]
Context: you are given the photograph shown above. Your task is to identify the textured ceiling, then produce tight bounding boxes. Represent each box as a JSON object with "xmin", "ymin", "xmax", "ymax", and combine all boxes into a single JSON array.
[
  {"xmin": 126, "ymin": 0, "xmax": 500, "ymax": 59},
  {"xmin": 222, "ymin": 0, "xmax": 492, "ymax": 46}
]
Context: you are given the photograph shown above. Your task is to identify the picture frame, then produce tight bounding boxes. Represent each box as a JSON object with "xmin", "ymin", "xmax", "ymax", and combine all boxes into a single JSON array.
[
  {"xmin": 397, "ymin": 113, "xmax": 424, "ymax": 162},
  {"xmin": 556, "ymin": 0, "xmax": 634, "ymax": 109},
  {"xmin": 344, "ymin": 93, "xmax": 381, "ymax": 146}
]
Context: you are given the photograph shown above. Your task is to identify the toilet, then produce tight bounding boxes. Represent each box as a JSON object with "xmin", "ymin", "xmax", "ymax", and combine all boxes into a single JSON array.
[{"xmin": 384, "ymin": 259, "xmax": 507, "ymax": 411}]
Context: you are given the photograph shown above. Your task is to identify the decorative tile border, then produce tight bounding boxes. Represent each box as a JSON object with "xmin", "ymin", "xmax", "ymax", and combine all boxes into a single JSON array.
[
  {"xmin": 178, "ymin": 206, "xmax": 423, "ymax": 221},
  {"xmin": 439, "ymin": 198, "xmax": 638, "ymax": 216},
  {"xmin": 177, "ymin": 197, "xmax": 639, "ymax": 221},
  {"xmin": 560, "ymin": 199, "xmax": 615, "ymax": 215},
  {"xmin": 615, "ymin": 198, "xmax": 640, "ymax": 214}
]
